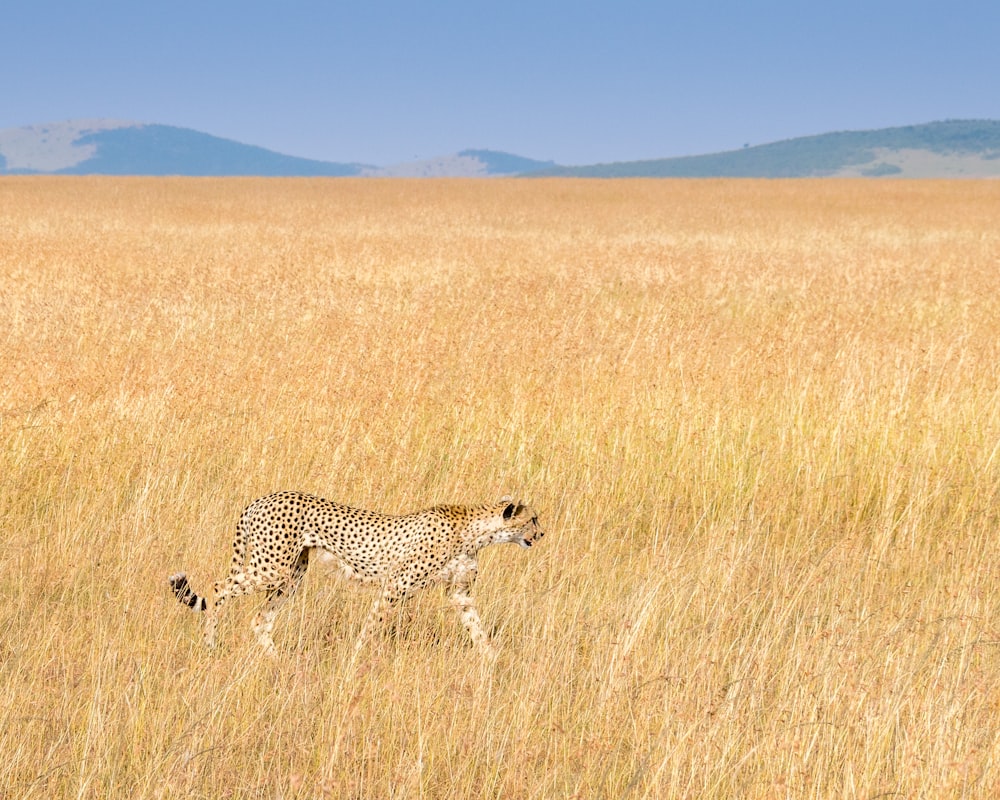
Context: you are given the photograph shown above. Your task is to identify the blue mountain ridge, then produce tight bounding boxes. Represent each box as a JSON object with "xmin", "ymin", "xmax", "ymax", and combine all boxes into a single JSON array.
[
  {"xmin": 3, "ymin": 119, "xmax": 1000, "ymax": 177},
  {"xmin": 58, "ymin": 125, "xmax": 367, "ymax": 176}
]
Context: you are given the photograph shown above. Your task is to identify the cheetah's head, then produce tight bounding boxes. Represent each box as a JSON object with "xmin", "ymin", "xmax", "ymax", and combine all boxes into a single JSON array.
[{"xmin": 498, "ymin": 496, "xmax": 544, "ymax": 549}]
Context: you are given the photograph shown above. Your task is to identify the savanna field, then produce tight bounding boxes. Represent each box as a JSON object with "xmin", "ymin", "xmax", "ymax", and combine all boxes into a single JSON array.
[{"xmin": 1, "ymin": 177, "xmax": 999, "ymax": 798}]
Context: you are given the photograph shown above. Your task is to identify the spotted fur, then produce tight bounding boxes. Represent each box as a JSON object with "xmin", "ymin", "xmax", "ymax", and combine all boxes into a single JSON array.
[{"xmin": 168, "ymin": 491, "xmax": 543, "ymax": 657}]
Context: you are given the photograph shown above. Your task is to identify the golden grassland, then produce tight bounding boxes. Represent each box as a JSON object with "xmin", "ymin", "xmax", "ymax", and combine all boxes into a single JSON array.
[{"xmin": 1, "ymin": 176, "xmax": 999, "ymax": 798}]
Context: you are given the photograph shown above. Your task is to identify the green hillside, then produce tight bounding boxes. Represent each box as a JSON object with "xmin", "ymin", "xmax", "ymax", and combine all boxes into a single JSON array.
[{"xmin": 533, "ymin": 120, "xmax": 1000, "ymax": 178}]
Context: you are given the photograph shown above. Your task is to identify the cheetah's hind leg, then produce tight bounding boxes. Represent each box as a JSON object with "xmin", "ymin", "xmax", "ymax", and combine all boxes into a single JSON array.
[
  {"xmin": 250, "ymin": 549, "xmax": 311, "ymax": 656},
  {"xmin": 200, "ymin": 571, "xmax": 259, "ymax": 649},
  {"xmin": 168, "ymin": 570, "xmax": 250, "ymax": 649}
]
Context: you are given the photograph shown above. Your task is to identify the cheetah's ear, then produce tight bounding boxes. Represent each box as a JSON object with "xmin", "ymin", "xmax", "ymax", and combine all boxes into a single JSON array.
[
  {"xmin": 502, "ymin": 502, "xmax": 516, "ymax": 521},
  {"xmin": 499, "ymin": 494, "xmax": 512, "ymax": 504}
]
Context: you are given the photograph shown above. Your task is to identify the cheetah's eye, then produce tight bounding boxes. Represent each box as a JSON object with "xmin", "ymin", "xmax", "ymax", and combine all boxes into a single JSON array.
[{"xmin": 502, "ymin": 503, "xmax": 515, "ymax": 521}]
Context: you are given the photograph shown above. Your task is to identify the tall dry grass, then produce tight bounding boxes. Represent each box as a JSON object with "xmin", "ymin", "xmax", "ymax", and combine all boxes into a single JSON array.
[{"xmin": 1, "ymin": 177, "xmax": 999, "ymax": 798}]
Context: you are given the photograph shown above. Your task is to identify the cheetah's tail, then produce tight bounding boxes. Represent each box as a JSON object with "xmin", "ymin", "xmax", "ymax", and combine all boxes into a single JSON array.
[{"xmin": 169, "ymin": 572, "xmax": 208, "ymax": 612}]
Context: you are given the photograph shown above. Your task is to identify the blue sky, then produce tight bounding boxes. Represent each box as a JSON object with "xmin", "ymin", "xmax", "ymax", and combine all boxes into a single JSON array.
[{"xmin": 4, "ymin": 0, "xmax": 999, "ymax": 166}]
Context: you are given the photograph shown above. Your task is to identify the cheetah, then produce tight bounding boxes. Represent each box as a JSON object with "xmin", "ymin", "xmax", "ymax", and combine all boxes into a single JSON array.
[{"xmin": 168, "ymin": 492, "xmax": 543, "ymax": 658}]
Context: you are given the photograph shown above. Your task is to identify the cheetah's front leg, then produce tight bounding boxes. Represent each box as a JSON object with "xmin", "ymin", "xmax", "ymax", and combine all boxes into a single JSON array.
[{"xmin": 449, "ymin": 583, "xmax": 497, "ymax": 660}]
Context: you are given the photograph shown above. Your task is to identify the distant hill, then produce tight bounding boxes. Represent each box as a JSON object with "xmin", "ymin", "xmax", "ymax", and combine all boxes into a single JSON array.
[
  {"xmin": 534, "ymin": 120, "xmax": 1000, "ymax": 178},
  {"xmin": 364, "ymin": 149, "xmax": 555, "ymax": 177},
  {"xmin": 3, "ymin": 119, "xmax": 999, "ymax": 178},
  {"xmin": 0, "ymin": 120, "xmax": 553, "ymax": 177},
  {"xmin": 0, "ymin": 120, "xmax": 369, "ymax": 176}
]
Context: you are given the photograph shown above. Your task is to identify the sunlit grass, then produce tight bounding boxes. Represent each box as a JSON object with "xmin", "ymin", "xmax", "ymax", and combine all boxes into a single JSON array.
[{"xmin": 1, "ymin": 176, "xmax": 999, "ymax": 797}]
